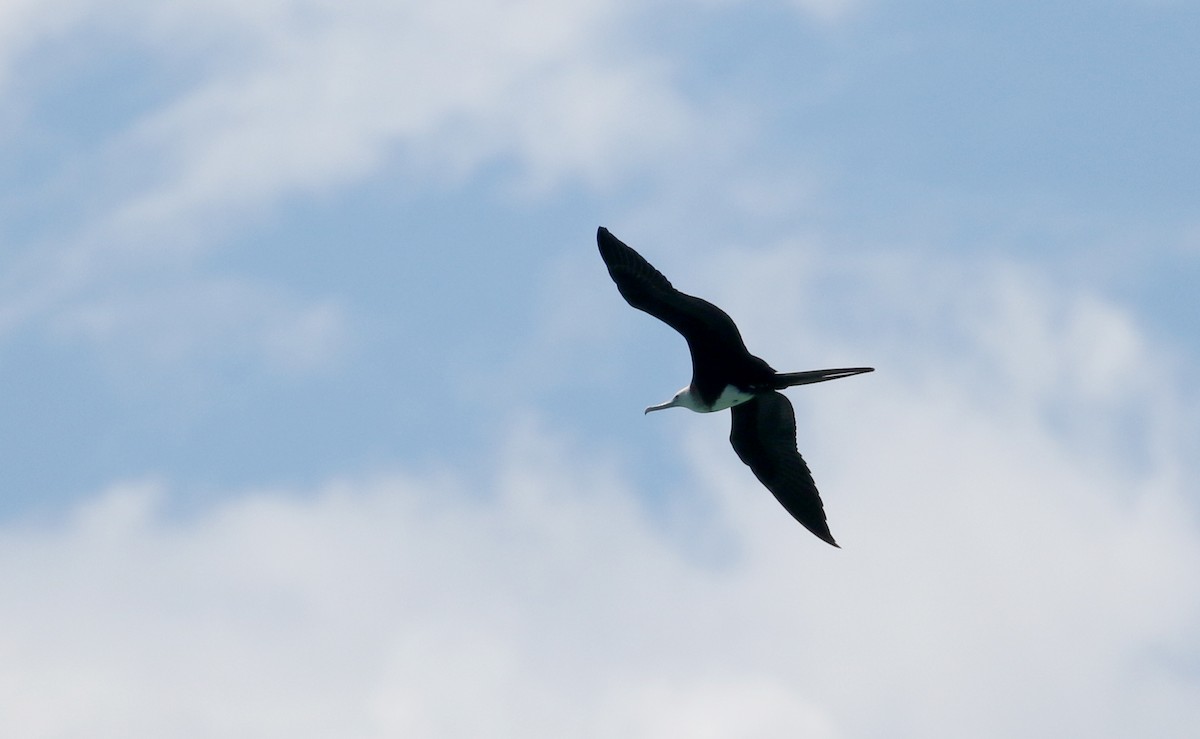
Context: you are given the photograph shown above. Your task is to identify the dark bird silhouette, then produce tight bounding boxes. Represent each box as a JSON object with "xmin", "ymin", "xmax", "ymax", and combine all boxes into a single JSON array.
[{"xmin": 597, "ymin": 226, "xmax": 872, "ymax": 546}]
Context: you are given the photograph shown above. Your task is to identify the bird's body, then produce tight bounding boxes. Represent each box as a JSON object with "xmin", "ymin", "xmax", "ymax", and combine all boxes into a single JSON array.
[{"xmin": 597, "ymin": 226, "xmax": 872, "ymax": 547}]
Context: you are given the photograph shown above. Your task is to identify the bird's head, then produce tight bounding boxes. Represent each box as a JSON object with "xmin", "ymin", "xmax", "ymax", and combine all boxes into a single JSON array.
[{"xmin": 645, "ymin": 386, "xmax": 703, "ymax": 414}]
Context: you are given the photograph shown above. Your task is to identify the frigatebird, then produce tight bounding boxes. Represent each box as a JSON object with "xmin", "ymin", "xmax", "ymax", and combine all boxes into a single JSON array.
[{"xmin": 597, "ymin": 227, "xmax": 872, "ymax": 547}]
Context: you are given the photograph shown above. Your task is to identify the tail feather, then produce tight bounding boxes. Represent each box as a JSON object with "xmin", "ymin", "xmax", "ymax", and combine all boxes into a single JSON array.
[{"xmin": 774, "ymin": 367, "xmax": 873, "ymax": 389}]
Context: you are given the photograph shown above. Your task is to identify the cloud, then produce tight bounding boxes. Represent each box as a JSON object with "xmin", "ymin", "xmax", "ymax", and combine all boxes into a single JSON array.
[
  {"xmin": 51, "ymin": 276, "xmax": 350, "ymax": 375},
  {"xmin": 1, "ymin": 0, "xmax": 717, "ymax": 375},
  {"xmin": 3, "ymin": 247, "xmax": 1199, "ymax": 739},
  {"xmin": 3, "ymin": 8, "xmax": 1198, "ymax": 733},
  {"xmin": 0, "ymin": 0, "xmax": 89, "ymax": 93},
  {"xmin": 595, "ymin": 232, "xmax": 1200, "ymax": 734},
  {"xmin": 50, "ymin": 0, "xmax": 703, "ymax": 235},
  {"xmin": 788, "ymin": 0, "xmax": 861, "ymax": 23}
]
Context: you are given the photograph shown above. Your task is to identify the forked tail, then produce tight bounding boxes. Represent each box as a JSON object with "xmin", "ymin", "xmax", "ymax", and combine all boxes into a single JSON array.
[{"xmin": 773, "ymin": 367, "xmax": 874, "ymax": 388}]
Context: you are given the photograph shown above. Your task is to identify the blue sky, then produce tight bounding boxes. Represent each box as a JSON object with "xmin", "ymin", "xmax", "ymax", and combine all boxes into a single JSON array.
[{"xmin": 2, "ymin": 0, "xmax": 1198, "ymax": 735}]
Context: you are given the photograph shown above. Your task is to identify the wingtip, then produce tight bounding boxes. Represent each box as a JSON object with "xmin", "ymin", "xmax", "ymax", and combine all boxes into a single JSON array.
[
  {"xmin": 801, "ymin": 519, "xmax": 840, "ymax": 547},
  {"xmin": 596, "ymin": 226, "xmax": 627, "ymax": 266},
  {"xmin": 812, "ymin": 523, "xmax": 840, "ymax": 548}
]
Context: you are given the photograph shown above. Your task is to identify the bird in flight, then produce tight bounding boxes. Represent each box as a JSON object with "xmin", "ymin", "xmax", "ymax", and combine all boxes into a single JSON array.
[{"xmin": 597, "ymin": 227, "xmax": 872, "ymax": 546}]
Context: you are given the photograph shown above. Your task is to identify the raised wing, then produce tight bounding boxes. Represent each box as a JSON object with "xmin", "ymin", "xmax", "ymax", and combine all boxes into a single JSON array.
[
  {"xmin": 729, "ymin": 391, "xmax": 838, "ymax": 547},
  {"xmin": 597, "ymin": 227, "xmax": 770, "ymax": 386}
]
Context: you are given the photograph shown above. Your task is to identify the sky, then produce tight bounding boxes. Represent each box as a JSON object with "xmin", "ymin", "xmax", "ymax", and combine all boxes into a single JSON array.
[{"xmin": 2, "ymin": 0, "xmax": 1199, "ymax": 736}]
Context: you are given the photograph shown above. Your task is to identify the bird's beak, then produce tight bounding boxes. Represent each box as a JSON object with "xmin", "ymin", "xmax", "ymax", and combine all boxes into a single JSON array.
[{"xmin": 644, "ymin": 398, "xmax": 678, "ymax": 414}]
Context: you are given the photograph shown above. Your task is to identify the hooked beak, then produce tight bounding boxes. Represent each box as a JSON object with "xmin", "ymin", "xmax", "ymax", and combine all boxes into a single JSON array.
[{"xmin": 644, "ymin": 398, "xmax": 679, "ymax": 414}]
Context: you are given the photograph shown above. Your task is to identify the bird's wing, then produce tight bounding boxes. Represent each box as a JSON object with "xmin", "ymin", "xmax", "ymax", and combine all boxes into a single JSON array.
[
  {"xmin": 597, "ymin": 227, "xmax": 764, "ymax": 380},
  {"xmin": 729, "ymin": 391, "xmax": 838, "ymax": 547}
]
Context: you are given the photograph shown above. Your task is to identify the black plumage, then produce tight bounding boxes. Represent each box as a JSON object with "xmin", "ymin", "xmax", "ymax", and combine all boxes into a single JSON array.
[{"xmin": 597, "ymin": 226, "xmax": 872, "ymax": 546}]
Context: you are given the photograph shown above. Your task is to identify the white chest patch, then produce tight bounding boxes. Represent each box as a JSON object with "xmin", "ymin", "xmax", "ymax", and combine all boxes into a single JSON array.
[{"xmin": 709, "ymin": 384, "xmax": 756, "ymax": 412}]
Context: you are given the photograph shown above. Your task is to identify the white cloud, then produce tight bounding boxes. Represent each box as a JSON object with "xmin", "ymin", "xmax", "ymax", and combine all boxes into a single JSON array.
[
  {"xmin": 788, "ymin": 0, "xmax": 861, "ymax": 23},
  {"xmin": 76, "ymin": 0, "xmax": 701, "ymax": 235},
  {"xmin": 0, "ymin": 0, "xmax": 89, "ymax": 93},
  {"xmin": 3, "ymin": 10, "xmax": 1198, "ymax": 733},
  {"xmin": 3, "ymin": 258, "xmax": 1198, "ymax": 739},
  {"xmin": 593, "ymin": 232, "xmax": 1200, "ymax": 734},
  {"xmin": 682, "ymin": 0, "xmax": 860, "ymax": 24},
  {"xmin": 52, "ymin": 276, "xmax": 350, "ymax": 375},
  {"xmin": 1, "ymin": 0, "xmax": 713, "ymax": 371}
]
